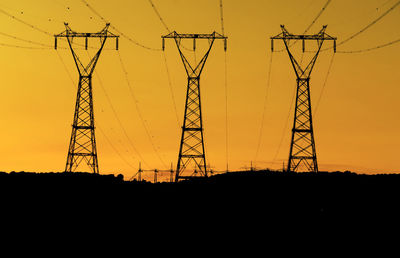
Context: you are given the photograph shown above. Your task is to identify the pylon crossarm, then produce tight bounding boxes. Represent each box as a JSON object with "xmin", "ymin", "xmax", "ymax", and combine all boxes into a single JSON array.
[
  {"xmin": 55, "ymin": 22, "xmax": 118, "ymax": 39},
  {"xmin": 162, "ymin": 31, "xmax": 227, "ymax": 51},
  {"xmin": 162, "ymin": 31, "xmax": 226, "ymax": 39},
  {"xmin": 271, "ymin": 25, "xmax": 336, "ymax": 41}
]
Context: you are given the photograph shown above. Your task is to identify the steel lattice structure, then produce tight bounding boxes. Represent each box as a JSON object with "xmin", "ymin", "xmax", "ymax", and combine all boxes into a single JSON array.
[
  {"xmin": 55, "ymin": 23, "xmax": 119, "ymax": 173},
  {"xmin": 162, "ymin": 31, "xmax": 227, "ymax": 181},
  {"xmin": 271, "ymin": 25, "xmax": 336, "ymax": 173}
]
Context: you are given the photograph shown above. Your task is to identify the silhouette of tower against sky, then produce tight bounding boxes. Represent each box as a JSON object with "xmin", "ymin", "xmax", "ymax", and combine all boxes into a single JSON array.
[
  {"xmin": 271, "ymin": 25, "xmax": 336, "ymax": 173},
  {"xmin": 162, "ymin": 31, "xmax": 227, "ymax": 181},
  {"xmin": 55, "ymin": 23, "xmax": 119, "ymax": 173}
]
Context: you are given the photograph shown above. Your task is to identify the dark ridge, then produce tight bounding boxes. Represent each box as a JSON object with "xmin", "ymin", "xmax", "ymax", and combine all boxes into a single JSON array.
[{"xmin": 1, "ymin": 170, "xmax": 400, "ymax": 226}]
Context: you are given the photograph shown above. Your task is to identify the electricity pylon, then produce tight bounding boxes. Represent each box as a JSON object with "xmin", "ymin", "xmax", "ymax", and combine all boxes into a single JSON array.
[
  {"xmin": 162, "ymin": 31, "xmax": 227, "ymax": 181},
  {"xmin": 271, "ymin": 25, "xmax": 336, "ymax": 173},
  {"xmin": 55, "ymin": 23, "xmax": 119, "ymax": 173}
]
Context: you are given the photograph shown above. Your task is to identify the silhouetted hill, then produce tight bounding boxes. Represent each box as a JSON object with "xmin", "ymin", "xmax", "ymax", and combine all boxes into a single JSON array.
[
  {"xmin": 2, "ymin": 170, "xmax": 398, "ymax": 242},
  {"xmin": 1, "ymin": 170, "xmax": 399, "ymax": 219}
]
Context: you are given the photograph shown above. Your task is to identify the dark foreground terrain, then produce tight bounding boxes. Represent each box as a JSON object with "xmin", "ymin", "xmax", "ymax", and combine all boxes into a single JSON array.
[
  {"xmin": 2, "ymin": 170, "xmax": 399, "ymax": 245},
  {"xmin": 1, "ymin": 170, "xmax": 399, "ymax": 218}
]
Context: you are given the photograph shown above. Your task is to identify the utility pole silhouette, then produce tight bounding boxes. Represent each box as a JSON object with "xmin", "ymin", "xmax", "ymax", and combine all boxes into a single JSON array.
[
  {"xmin": 271, "ymin": 25, "xmax": 336, "ymax": 173},
  {"xmin": 162, "ymin": 31, "xmax": 227, "ymax": 181},
  {"xmin": 55, "ymin": 23, "xmax": 119, "ymax": 173}
]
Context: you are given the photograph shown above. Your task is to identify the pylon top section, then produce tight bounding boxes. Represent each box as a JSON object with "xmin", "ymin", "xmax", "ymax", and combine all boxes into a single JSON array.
[
  {"xmin": 55, "ymin": 23, "xmax": 118, "ymax": 39},
  {"xmin": 271, "ymin": 25, "xmax": 336, "ymax": 42},
  {"xmin": 162, "ymin": 31, "xmax": 227, "ymax": 78},
  {"xmin": 271, "ymin": 25, "xmax": 336, "ymax": 79},
  {"xmin": 54, "ymin": 23, "xmax": 119, "ymax": 76},
  {"xmin": 162, "ymin": 31, "xmax": 227, "ymax": 51}
]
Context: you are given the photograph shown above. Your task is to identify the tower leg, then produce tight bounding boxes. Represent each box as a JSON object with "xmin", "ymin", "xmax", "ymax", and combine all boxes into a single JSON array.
[
  {"xmin": 176, "ymin": 77, "xmax": 207, "ymax": 181},
  {"xmin": 287, "ymin": 78, "xmax": 318, "ymax": 173},
  {"xmin": 65, "ymin": 75, "xmax": 99, "ymax": 173}
]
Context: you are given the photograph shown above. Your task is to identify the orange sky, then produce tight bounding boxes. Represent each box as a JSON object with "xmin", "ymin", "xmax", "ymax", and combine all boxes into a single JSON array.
[{"xmin": 0, "ymin": 0, "xmax": 399, "ymax": 180}]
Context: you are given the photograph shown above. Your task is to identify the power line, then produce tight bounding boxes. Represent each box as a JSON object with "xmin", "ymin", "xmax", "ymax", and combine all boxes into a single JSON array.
[
  {"xmin": 254, "ymin": 52, "xmax": 273, "ymax": 165},
  {"xmin": 117, "ymin": 51, "xmax": 168, "ymax": 169},
  {"xmin": 55, "ymin": 51, "xmax": 75, "ymax": 85},
  {"xmin": 0, "ymin": 7, "xmax": 89, "ymax": 50},
  {"xmin": 80, "ymin": 0, "xmax": 162, "ymax": 51},
  {"xmin": 147, "ymin": 0, "xmax": 195, "ymax": 52},
  {"xmin": 272, "ymin": 81, "xmax": 297, "ymax": 164},
  {"xmin": 0, "ymin": 31, "xmax": 53, "ymax": 48},
  {"xmin": 0, "ymin": 7, "xmax": 53, "ymax": 36},
  {"xmin": 220, "ymin": 0, "xmax": 228, "ymax": 171},
  {"xmin": 337, "ymin": 37, "xmax": 400, "ymax": 53},
  {"xmin": 224, "ymin": 51, "xmax": 229, "ymax": 172},
  {"xmin": 89, "ymin": 56, "xmax": 150, "ymax": 168},
  {"xmin": 337, "ymin": 0, "xmax": 400, "ymax": 47},
  {"xmin": 162, "ymin": 51, "xmax": 180, "ymax": 128},
  {"xmin": 313, "ymin": 53, "xmax": 335, "ymax": 117},
  {"xmin": 97, "ymin": 126, "xmax": 137, "ymax": 170},
  {"xmin": 0, "ymin": 42, "xmax": 50, "ymax": 50},
  {"xmin": 303, "ymin": 0, "xmax": 331, "ymax": 34},
  {"xmin": 220, "ymin": 0, "xmax": 225, "ymax": 35},
  {"xmin": 274, "ymin": 0, "xmax": 332, "ymax": 52},
  {"xmin": 148, "ymin": 0, "xmax": 170, "ymax": 32},
  {"xmin": 306, "ymin": 0, "xmax": 400, "ymax": 54}
]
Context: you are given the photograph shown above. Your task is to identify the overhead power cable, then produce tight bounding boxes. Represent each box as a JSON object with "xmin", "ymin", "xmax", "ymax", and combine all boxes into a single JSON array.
[
  {"xmin": 0, "ymin": 31, "xmax": 53, "ymax": 48},
  {"xmin": 80, "ymin": 0, "xmax": 162, "ymax": 51},
  {"xmin": 274, "ymin": 0, "xmax": 331, "ymax": 52},
  {"xmin": 272, "ymin": 81, "xmax": 297, "ymax": 164},
  {"xmin": 148, "ymin": 0, "xmax": 170, "ymax": 32},
  {"xmin": 87, "ymin": 52, "xmax": 150, "ymax": 168},
  {"xmin": 97, "ymin": 125, "xmax": 137, "ymax": 170},
  {"xmin": 162, "ymin": 51, "xmax": 180, "ymax": 128},
  {"xmin": 55, "ymin": 51, "xmax": 75, "ymax": 85},
  {"xmin": 0, "ymin": 7, "xmax": 86, "ymax": 50},
  {"xmin": 0, "ymin": 8, "xmax": 53, "ymax": 36},
  {"xmin": 303, "ymin": 0, "xmax": 400, "ymax": 54},
  {"xmin": 117, "ymin": 52, "xmax": 168, "ymax": 169},
  {"xmin": 313, "ymin": 53, "xmax": 335, "ymax": 117},
  {"xmin": 0, "ymin": 42, "xmax": 50, "ymax": 49},
  {"xmin": 337, "ymin": 37, "xmax": 400, "ymax": 53},
  {"xmin": 337, "ymin": 0, "xmax": 400, "ymax": 47},
  {"xmin": 303, "ymin": 0, "xmax": 331, "ymax": 34},
  {"xmin": 224, "ymin": 50, "xmax": 229, "ymax": 172},
  {"xmin": 254, "ymin": 53, "xmax": 273, "ymax": 164},
  {"xmin": 220, "ymin": 0, "xmax": 225, "ymax": 35}
]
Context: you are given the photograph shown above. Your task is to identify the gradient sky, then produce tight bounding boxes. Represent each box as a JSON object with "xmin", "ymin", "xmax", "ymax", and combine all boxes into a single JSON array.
[{"xmin": 0, "ymin": 0, "xmax": 399, "ymax": 180}]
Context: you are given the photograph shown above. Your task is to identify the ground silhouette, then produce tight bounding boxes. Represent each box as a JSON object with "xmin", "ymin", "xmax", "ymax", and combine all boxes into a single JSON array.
[
  {"xmin": 1, "ymin": 170, "xmax": 399, "ymax": 219},
  {"xmin": 2, "ymin": 170, "xmax": 398, "ymax": 244}
]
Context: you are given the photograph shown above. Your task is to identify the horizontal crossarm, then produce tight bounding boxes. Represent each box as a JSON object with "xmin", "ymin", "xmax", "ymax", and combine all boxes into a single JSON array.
[
  {"xmin": 55, "ymin": 22, "xmax": 119, "ymax": 38},
  {"xmin": 162, "ymin": 31, "xmax": 227, "ymax": 51},
  {"xmin": 271, "ymin": 25, "xmax": 336, "ymax": 41},
  {"xmin": 162, "ymin": 31, "xmax": 226, "ymax": 39}
]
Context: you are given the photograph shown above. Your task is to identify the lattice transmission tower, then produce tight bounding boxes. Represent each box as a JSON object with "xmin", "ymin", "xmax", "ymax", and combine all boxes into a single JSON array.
[
  {"xmin": 55, "ymin": 23, "xmax": 119, "ymax": 173},
  {"xmin": 271, "ymin": 25, "xmax": 336, "ymax": 173},
  {"xmin": 162, "ymin": 31, "xmax": 227, "ymax": 181}
]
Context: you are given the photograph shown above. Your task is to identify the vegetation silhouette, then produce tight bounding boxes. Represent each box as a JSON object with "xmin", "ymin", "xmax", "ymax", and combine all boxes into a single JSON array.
[
  {"xmin": 1, "ymin": 170, "xmax": 399, "ymax": 220},
  {"xmin": 2, "ymin": 169, "xmax": 400, "ymax": 243}
]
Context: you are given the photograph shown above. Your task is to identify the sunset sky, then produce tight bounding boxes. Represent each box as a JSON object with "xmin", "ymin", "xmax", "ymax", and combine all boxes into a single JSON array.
[{"xmin": 0, "ymin": 0, "xmax": 399, "ymax": 180}]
